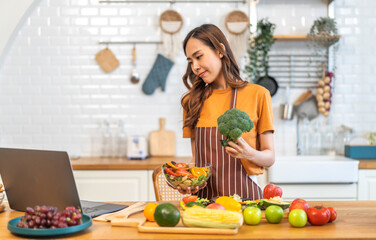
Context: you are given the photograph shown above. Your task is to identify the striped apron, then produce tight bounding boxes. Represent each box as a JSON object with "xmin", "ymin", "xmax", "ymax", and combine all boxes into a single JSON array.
[{"xmin": 195, "ymin": 88, "xmax": 263, "ymax": 200}]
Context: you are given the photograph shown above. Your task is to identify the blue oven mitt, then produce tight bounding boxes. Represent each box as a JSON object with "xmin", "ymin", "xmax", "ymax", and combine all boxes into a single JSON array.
[{"xmin": 142, "ymin": 54, "xmax": 174, "ymax": 95}]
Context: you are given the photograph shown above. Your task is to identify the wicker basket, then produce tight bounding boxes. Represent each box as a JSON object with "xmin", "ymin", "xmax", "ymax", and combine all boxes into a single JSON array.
[{"xmin": 225, "ymin": 10, "xmax": 249, "ymax": 35}]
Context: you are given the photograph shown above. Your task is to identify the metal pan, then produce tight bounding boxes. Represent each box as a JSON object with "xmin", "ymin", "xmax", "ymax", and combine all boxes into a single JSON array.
[{"xmin": 256, "ymin": 75, "xmax": 279, "ymax": 96}]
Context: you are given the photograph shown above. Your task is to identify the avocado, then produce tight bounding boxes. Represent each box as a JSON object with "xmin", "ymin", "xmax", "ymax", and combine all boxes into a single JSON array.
[{"xmin": 258, "ymin": 199, "xmax": 290, "ymax": 210}]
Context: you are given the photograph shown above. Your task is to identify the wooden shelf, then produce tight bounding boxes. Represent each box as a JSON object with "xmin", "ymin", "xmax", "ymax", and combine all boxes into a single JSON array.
[
  {"xmin": 274, "ymin": 35, "xmax": 342, "ymax": 41},
  {"xmin": 274, "ymin": 35, "xmax": 308, "ymax": 40}
]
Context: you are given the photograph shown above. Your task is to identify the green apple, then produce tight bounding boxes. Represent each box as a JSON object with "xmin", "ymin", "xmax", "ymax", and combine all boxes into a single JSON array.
[
  {"xmin": 265, "ymin": 205, "xmax": 284, "ymax": 224},
  {"xmin": 288, "ymin": 209, "xmax": 307, "ymax": 228},
  {"xmin": 243, "ymin": 206, "xmax": 262, "ymax": 225}
]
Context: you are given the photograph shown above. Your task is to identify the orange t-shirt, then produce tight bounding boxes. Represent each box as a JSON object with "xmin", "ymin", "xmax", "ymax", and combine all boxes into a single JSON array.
[{"xmin": 182, "ymin": 83, "xmax": 274, "ymax": 174}]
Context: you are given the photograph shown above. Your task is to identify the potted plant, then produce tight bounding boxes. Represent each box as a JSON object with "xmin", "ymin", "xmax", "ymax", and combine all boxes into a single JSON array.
[
  {"xmin": 307, "ymin": 17, "xmax": 340, "ymax": 48},
  {"xmin": 307, "ymin": 17, "xmax": 340, "ymax": 76},
  {"xmin": 244, "ymin": 18, "xmax": 278, "ymax": 96}
]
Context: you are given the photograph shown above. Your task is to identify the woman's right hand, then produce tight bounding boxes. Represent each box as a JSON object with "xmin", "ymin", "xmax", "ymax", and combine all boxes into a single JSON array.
[{"xmin": 176, "ymin": 182, "xmax": 207, "ymax": 195}]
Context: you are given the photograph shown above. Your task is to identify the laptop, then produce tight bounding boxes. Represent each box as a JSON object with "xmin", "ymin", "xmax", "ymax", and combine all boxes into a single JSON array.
[{"xmin": 0, "ymin": 148, "xmax": 128, "ymax": 217}]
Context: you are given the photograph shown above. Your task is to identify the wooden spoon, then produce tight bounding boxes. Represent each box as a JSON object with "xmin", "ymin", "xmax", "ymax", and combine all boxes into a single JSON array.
[{"xmin": 293, "ymin": 90, "xmax": 313, "ymax": 106}]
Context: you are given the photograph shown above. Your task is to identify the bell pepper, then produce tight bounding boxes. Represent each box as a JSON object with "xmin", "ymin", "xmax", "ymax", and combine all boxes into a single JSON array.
[
  {"xmin": 191, "ymin": 167, "xmax": 207, "ymax": 177},
  {"xmin": 164, "ymin": 167, "xmax": 179, "ymax": 177},
  {"xmin": 167, "ymin": 162, "xmax": 179, "ymax": 169}
]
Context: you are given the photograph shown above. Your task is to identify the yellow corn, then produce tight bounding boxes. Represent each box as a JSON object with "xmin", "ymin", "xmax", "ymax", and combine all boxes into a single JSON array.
[{"xmin": 182, "ymin": 207, "xmax": 243, "ymax": 229}]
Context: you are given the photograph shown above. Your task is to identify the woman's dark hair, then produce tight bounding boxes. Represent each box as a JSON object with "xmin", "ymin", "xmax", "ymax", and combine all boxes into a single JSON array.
[{"xmin": 181, "ymin": 24, "xmax": 247, "ymax": 130}]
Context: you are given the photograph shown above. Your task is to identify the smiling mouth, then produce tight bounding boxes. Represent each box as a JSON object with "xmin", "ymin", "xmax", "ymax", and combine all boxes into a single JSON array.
[{"xmin": 199, "ymin": 71, "xmax": 207, "ymax": 78}]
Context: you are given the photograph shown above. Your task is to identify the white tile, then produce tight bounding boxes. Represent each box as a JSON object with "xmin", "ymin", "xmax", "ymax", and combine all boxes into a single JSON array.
[
  {"xmin": 73, "ymin": 17, "xmax": 89, "ymax": 26},
  {"xmin": 90, "ymin": 17, "xmax": 108, "ymax": 26},
  {"xmin": 81, "ymin": 8, "xmax": 98, "ymax": 16},
  {"xmin": 100, "ymin": 8, "xmax": 118, "ymax": 16}
]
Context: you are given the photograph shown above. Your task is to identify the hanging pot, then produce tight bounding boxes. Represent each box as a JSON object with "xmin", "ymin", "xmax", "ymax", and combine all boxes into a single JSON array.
[{"xmin": 256, "ymin": 75, "xmax": 279, "ymax": 96}]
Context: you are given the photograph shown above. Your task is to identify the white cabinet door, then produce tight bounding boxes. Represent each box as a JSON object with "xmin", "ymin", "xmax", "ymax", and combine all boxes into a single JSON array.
[
  {"xmin": 73, "ymin": 170, "xmax": 150, "ymax": 202},
  {"xmin": 276, "ymin": 183, "xmax": 358, "ymax": 201},
  {"xmin": 358, "ymin": 170, "xmax": 376, "ymax": 200}
]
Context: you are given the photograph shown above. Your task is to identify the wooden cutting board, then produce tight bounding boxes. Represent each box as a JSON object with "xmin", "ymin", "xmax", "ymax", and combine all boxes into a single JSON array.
[
  {"xmin": 111, "ymin": 209, "xmax": 238, "ymax": 235},
  {"xmin": 95, "ymin": 48, "xmax": 119, "ymax": 73},
  {"xmin": 149, "ymin": 118, "xmax": 175, "ymax": 157}
]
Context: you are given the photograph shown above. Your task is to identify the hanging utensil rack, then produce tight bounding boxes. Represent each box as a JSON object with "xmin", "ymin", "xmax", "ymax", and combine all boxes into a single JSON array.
[
  {"xmin": 266, "ymin": 54, "xmax": 327, "ymax": 89},
  {"xmin": 99, "ymin": 41, "xmax": 162, "ymax": 45},
  {"xmin": 99, "ymin": 0, "xmax": 246, "ymax": 3}
]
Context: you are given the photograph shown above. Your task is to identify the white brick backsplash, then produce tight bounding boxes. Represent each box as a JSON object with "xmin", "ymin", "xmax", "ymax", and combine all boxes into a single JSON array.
[
  {"xmin": 0, "ymin": 0, "xmax": 375, "ymax": 157},
  {"xmin": 81, "ymin": 8, "xmax": 99, "ymax": 16},
  {"xmin": 90, "ymin": 17, "xmax": 108, "ymax": 26}
]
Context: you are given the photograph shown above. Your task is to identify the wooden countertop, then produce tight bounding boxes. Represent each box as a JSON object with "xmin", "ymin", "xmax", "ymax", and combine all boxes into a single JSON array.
[
  {"xmin": 1, "ymin": 201, "xmax": 376, "ymax": 239},
  {"xmin": 71, "ymin": 156, "xmax": 191, "ymax": 170},
  {"xmin": 71, "ymin": 157, "xmax": 376, "ymax": 170},
  {"xmin": 358, "ymin": 159, "xmax": 376, "ymax": 169}
]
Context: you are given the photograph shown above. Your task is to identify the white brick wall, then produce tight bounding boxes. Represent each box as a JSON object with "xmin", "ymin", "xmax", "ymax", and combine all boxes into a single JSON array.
[{"xmin": 0, "ymin": 0, "xmax": 375, "ymax": 158}]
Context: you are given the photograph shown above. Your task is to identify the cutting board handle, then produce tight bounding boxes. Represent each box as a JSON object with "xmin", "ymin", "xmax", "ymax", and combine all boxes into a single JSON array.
[{"xmin": 159, "ymin": 118, "xmax": 165, "ymax": 130}]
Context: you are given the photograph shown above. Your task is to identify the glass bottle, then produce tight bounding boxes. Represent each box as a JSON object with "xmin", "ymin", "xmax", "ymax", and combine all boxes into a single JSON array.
[
  {"xmin": 116, "ymin": 120, "xmax": 127, "ymax": 157},
  {"xmin": 310, "ymin": 120, "xmax": 322, "ymax": 155},
  {"xmin": 101, "ymin": 120, "xmax": 111, "ymax": 158}
]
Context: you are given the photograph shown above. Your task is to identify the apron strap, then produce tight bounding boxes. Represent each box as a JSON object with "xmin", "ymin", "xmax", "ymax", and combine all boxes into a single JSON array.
[{"xmin": 230, "ymin": 88, "xmax": 237, "ymax": 109}]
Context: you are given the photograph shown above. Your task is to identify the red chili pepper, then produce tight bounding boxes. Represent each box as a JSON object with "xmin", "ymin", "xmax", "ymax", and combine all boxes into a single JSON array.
[{"xmin": 164, "ymin": 167, "xmax": 179, "ymax": 177}]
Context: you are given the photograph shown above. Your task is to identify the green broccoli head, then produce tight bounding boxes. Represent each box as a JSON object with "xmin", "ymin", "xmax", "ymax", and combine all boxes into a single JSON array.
[{"xmin": 217, "ymin": 108, "xmax": 254, "ymax": 146}]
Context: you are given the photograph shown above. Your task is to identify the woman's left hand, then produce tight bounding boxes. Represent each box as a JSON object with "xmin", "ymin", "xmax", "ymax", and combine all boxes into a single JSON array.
[{"xmin": 225, "ymin": 137, "xmax": 256, "ymax": 160}]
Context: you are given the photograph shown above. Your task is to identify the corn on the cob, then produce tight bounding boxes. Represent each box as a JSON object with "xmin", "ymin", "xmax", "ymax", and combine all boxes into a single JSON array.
[{"xmin": 182, "ymin": 207, "xmax": 243, "ymax": 229}]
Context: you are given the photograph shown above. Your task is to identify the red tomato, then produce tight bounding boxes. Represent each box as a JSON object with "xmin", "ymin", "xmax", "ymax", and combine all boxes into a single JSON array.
[
  {"xmin": 263, "ymin": 184, "xmax": 283, "ymax": 199},
  {"xmin": 175, "ymin": 163, "xmax": 187, "ymax": 168},
  {"xmin": 182, "ymin": 195, "xmax": 198, "ymax": 204},
  {"xmin": 289, "ymin": 198, "xmax": 309, "ymax": 213},
  {"xmin": 328, "ymin": 207, "xmax": 337, "ymax": 222},
  {"xmin": 306, "ymin": 206, "xmax": 330, "ymax": 226}
]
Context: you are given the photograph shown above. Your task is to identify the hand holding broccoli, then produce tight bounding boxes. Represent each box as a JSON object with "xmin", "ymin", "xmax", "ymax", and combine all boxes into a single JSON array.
[{"xmin": 217, "ymin": 108, "xmax": 254, "ymax": 146}]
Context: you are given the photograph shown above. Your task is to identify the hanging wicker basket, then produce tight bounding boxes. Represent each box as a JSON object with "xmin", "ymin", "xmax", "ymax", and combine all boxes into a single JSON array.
[
  {"xmin": 160, "ymin": 9, "xmax": 183, "ymax": 34},
  {"xmin": 225, "ymin": 10, "xmax": 249, "ymax": 35}
]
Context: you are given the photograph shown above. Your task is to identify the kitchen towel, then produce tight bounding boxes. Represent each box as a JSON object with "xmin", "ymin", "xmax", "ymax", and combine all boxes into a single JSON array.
[{"xmin": 142, "ymin": 54, "xmax": 174, "ymax": 95}]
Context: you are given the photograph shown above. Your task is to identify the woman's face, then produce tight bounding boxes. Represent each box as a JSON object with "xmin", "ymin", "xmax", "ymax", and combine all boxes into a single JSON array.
[{"xmin": 185, "ymin": 37, "xmax": 225, "ymax": 88}]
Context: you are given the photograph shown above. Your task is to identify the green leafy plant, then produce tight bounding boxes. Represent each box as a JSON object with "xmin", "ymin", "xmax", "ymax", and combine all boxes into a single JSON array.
[
  {"xmin": 308, "ymin": 17, "xmax": 340, "ymax": 48},
  {"xmin": 307, "ymin": 17, "xmax": 340, "ymax": 77},
  {"xmin": 244, "ymin": 18, "xmax": 276, "ymax": 83}
]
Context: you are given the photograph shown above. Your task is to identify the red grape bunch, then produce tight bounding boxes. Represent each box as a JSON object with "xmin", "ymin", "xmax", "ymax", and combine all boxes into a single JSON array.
[{"xmin": 16, "ymin": 205, "xmax": 82, "ymax": 229}]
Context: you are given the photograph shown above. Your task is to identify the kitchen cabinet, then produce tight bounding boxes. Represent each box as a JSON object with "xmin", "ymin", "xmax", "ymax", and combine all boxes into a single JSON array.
[
  {"xmin": 73, "ymin": 170, "xmax": 156, "ymax": 202},
  {"xmin": 358, "ymin": 169, "xmax": 376, "ymax": 200},
  {"xmin": 276, "ymin": 183, "xmax": 357, "ymax": 201}
]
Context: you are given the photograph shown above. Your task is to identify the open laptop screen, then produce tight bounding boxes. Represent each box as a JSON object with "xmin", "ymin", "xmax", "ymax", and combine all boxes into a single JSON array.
[{"xmin": 0, "ymin": 148, "xmax": 83, "ymax": 211}]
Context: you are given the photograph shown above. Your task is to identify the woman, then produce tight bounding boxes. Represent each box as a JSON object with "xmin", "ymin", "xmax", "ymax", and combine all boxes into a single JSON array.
[{"xmin": 179, "ymin": 24, "xmax": 275, "ymax": 200}]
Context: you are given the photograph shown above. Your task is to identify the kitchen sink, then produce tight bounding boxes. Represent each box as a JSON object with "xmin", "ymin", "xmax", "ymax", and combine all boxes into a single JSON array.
[{"xmin": 268, "ymin": 155, "xmax": 359, "ymax": 184}]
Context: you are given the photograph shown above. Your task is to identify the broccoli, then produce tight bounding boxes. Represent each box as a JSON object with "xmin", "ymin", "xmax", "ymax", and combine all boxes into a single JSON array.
[{"xmin": 217, "ymin": 108, "xmax": 254, "ymax": 146}]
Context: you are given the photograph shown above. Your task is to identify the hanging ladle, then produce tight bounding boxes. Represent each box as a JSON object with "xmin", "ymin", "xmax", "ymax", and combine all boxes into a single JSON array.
[{"xmin": 130, "ymin": 44, "xmax": 140, "ymax": 84}]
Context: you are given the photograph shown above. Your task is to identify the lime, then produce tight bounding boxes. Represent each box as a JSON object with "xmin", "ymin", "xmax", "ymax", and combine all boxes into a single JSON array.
[
  {"xmin": 265, "ymin": 205, "xmax": 284, "ymax": 224},
  {"xmin": 154, "ymin": 203, "xmax": 180, "ymax": 227},
  {"xmin": 288, "ymin": 209, "xmax": 307, "ymax": 228},
  {"xmin": 243, "ymin": 206, "xmax": 262, "ymax": 225}
]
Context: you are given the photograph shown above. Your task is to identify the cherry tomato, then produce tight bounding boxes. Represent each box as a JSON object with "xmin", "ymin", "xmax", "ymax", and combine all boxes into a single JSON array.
[
  {"xmin": 328, "ymin": 207, "xmax": 337, "ymax": 222},
  {"xmin": 182, "ymin": 195, "xmax": 198, "ymax": 204},
  {"xmin": 175, "ymin": 163, "xmax": 187, "ymax": 168},
  {"xmin": 306, "ymin": 206, "xmax": 330, "ymax": 226}
]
